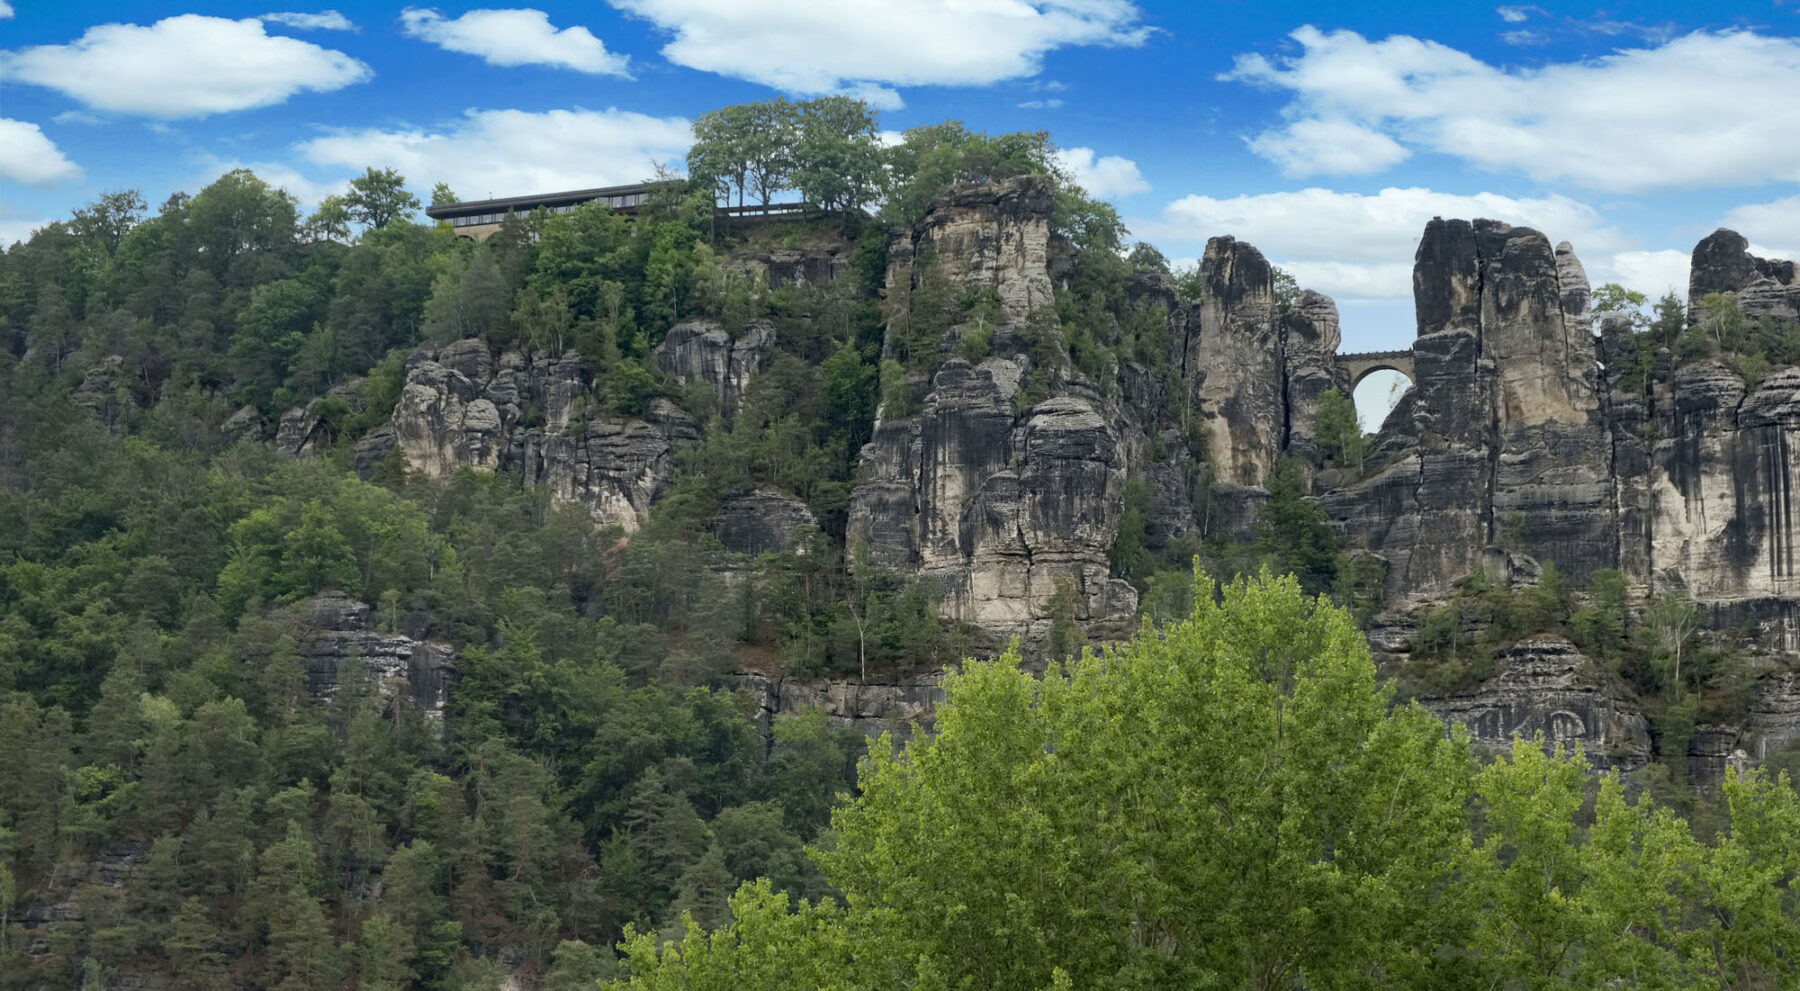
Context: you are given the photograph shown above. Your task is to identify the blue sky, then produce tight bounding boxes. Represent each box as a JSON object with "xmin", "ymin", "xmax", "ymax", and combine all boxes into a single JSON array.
[{"xmin": 3, "ymin": 0, "xmax": 1798, "ymax": 363}]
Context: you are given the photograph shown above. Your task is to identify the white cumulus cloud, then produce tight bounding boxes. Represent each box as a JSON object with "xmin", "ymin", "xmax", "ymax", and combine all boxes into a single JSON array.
[
  {"xmin": 400, "ymin": 8, "xmax": 630, "ymax": 75},
  {"xmin": 295, "ymin": 107, "xmax": 692, "ymax": 203},
  {"xmin": 1242, "ymin": 116, "xmax": 1410, "ymax": 178},
  {"xmin": 1719, "ymin": 196, "xmax": 1800, "ymax": 262},
  {"xmin": 1146, "ymin": 186, "xmax": 1643, "ymax": 301},
  {"xmin": 1605, "ymin": 250, "xmax": 1690, "ymax": 299},
  {"xmin": 608, "ymin": 0, "xmax": 1148, "ymax": 103},
  {"xmin": 0, "ymin": 118, "xmax": 82, "ymax": 186},
  {"xmin": 1, "ymin": 15, "xmax": 371, "ymax": 118},
  {"xmin": 262, "ymin": 10, "xmax": 355, "ymax": 30},
  {"xmin": 1221, "ymin": 26, "xmax": 1800, "ymax": 192},
  {"xmin": 1054, "ymin": 147, "xmax": 1149, "ymax": 199},
  {"xmin": 0, "ymin": 3, "xmax": 14, "ymax": 19}
]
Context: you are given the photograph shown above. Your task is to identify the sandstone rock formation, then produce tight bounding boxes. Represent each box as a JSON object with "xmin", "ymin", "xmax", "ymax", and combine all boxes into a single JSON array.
[
  {"xmin": 1325, "ymin": 220, "xmax": 1616, "ymax": 600},
  {"xmin": 1189, "ymin": 236, "xmax": 1283, "ymax": 489},
  {"xmin": 294, "ymin": 592, "xmax": 454, "ymax": 718},
  {"xmin": 1688, "ymin": 228, "xmax": 1800, "ymax": 324},
  {"xmin": 349, "ymin": 177, "xmax": 1800, "ymax": 781},
  {"xmin": 653, "ymin": 318, "xmax": 775, "ymax": 416},
  {"xmin": 710, "ymin": 487, "xmax": 818, "ymax": 555},
  {"xmin": 388, "ymin": 339, "xmax": 699, "ymax": 530},
  {"xmin": 1420, "ymin": 636, "xmax": 1650, "ymax": 772},
  {"xmin": 735, "ymin": 670, "xmax": 944, "ymax": 743}
]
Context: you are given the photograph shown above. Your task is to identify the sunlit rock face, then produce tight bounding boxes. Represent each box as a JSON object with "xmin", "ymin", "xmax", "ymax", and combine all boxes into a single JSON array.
[{"xmin": 387, "ymin": 339, "xmax": 698, "ymax": 532}]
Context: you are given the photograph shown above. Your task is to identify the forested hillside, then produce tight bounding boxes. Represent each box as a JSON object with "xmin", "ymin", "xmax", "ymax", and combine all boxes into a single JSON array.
[
  {"xmin": 2, "ymin": 94, "xmax": 1798, "ymax": 990},
  {"xmin": 0, "ymin": 100, "xmax": 1161, "ymax": 989}
]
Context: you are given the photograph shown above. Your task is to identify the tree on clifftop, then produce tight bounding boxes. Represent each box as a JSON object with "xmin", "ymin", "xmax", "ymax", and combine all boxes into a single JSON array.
[{"xmin": 344, "ymin": 167, "xmax": 420, "ymax": 230}]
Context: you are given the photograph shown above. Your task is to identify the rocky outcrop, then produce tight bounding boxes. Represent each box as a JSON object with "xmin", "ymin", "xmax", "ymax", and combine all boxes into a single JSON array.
[
  {"xmin": 71, "ymin": 354, "xmax": 123, "ymax": 411},
  {"xmin": 848, "ymin": 356, "xmax": 1137, "ymax": 639},
  {"xmin": 1189, "ymin": 236, "xmax": 1283, "ymax": 489},
  {"xmin": 389, "ymin": 339, "xmax": 698, "ymax": 530},
  {"xmin": 294, "ymin": 592, "xmax": 454, "ymax": 718},
  {"xmin": 653, "ymin": 319, "xmax": 775, "ymax": 416},
  {"xmin": 1282, "ymin": 290, "xmax": 1345, "ymax": 465},
  {"xmin": 1323, "ymin": 220, "xmax": 1614, "ymax": 600},
  {"xmin": 1642, "ymin": 363, "xmax": 1800, "ymax": 603},
  {"xmin": 735, "ymin": 671, "xmax": 944, "ymax": 743},
  {"xmin": 1688, "ymin": 229, "xmax": 1799, "ymax": 324},
  {"xmin": 221, "ymin": 403, "xmax": 264, "ymax": 444},
  {"xmin": 710, "ymin": 487, "xmax": 817, "ymax": 555},
  {"xmin": 1420, "ymin": 637, "xmax": 1650, "ymax": 771},
  {"xmin": 889, "ymin": 174, "xmax": 1056, "ymax": 328}
]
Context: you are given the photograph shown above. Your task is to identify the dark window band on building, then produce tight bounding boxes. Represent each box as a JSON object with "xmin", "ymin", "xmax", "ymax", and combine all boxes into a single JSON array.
[{"xmin": 425, "ymin": 182, "xmax": 654, "ymax": 237}]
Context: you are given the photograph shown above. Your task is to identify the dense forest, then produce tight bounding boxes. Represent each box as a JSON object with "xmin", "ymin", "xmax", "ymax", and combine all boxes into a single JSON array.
[{"xmin": 0, "ymin": 96, "xmax": 1795, "ymax": 989}]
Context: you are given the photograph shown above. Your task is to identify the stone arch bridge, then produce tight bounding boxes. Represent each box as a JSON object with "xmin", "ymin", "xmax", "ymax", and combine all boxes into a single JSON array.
[{"xmin": 1336, "ymin": 349, "xmax": 1415, "ymax": 391}]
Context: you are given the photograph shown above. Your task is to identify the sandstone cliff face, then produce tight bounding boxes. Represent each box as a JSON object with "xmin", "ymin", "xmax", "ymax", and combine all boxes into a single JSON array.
[
  {"xmin": 653, "ymin": 318, "xmax": 775, "ymax": 416},
  {"xmin": 1281, "ymin": 290, "xmax": 1345, "ymax": 466},
  {"xmin": 344, "ymin": 180, "xmax": 1800, "ymax": 780},
  {"xmin": 1688, "ymin": 228, "xmax": 1800, "ymax": 325},
  {"xmin": 1421, "ymin": 637, "xmax": 1650, "ymax": 772},
  {"xmin": 848, "ymin": 175, "xmax": 1140, "ymax": 638},
  {"xmin": 888, "ymin": 175, "xmax": 1056, "ymax": 328},
  {"xmin": 1325, "ymin": 220, "xmax": 1615, "ymax": 601},
  {"xmin": 388, "ymin": 339, "xmax": 700, "ymax": 531},
  {"xmin": 735, "ymin": 671, "xmax": 944, "ymax": 743},
  {"xmin": 1189, "ymin": 236, "xmax": 1283, "ymax": 489},
  {"xmin": 295, "ymin": 592, "xmax": 454, "ymax": 718}
]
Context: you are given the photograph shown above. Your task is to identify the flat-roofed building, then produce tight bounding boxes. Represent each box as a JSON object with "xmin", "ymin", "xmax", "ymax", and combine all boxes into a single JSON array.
[{"xmin": 425, "ymin": 183, "xmax": 652, "ymax": 239}]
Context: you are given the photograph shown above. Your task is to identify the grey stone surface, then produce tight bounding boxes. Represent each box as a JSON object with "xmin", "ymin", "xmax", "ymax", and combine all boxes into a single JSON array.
[
  {"xmin": 734, "ymin": 671, "xmax": 945, "ymax": 744},
  {"xmin": 653, "ymin": 318, "xmax": 775, "ymax": 415},
  {"xmin": 293, "ymin": 591, "xmax": 455, "ymax": 719},
  {"xmin": 389, "ymin": 342, "xmax": 698, "ymax": 531},
  {"xmin": 710, "ymin": 487, "xmax": 818, "ymax": 555},
  {"xmin": 1420, "ymin": 637, "xmax": 1651, "ymax": 772}
]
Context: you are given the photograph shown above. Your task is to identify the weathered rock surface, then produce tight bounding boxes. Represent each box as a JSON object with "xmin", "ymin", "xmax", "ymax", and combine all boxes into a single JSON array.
[
  {"xmin": 1420, "ymin": 637, "xmax": 1651, "ymax": 771},
  {"xmin": 389, "ymin": 341, "xmax": 699, "ymax": 530},
  {"xmin": 735, "ymin": 671, "xmax": 944, "ymax": 743},
  {"xmin": 1325, "ymin": 220, "xmax": 1615, "ymax": 600},
  {"xmin": 889, "ymin": 174, "xmax": 1056, "ymax": 328},
  {"xmin": 653, "ymin": 318, "xmax": 775, "ymax": 415},
  {"xmin": 294, "ymin": 591, "xmax": 454, "ymax": 718},
  {"xmin": 1189, "ymin": 236, "xmax": 1283, "ymax": 489},
  {"xmin": 848, "ymin": 357, "xmax": 1138, "ymax": 638},
  {"xmin": 710, "ymin": 487, "xmax": 817, "ymax": 555},
  {"xmin": 1282, "ymin": 290, "xmax": 1346, "ymax": 465},
  {"xmin": 353, "ymin": 184, "xmax": 1800, "ymax": 780},
  {"xmin": 1688, "ymin": 228, "xmax": 1800, "ymax": 324},
  {"xmin": 221, "ymin": 403, "xmax": 264, "ymax": 443},
  {"xmin": 71, "ymin": 354, "xmax": 123, "ymax": 411}
]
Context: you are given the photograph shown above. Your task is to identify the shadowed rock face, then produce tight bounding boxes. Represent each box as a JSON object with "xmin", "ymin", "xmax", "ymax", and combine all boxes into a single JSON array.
[
  {"xmin": 294, "ymin": 592, "xmax": 454, "ymax": 718},
  {"xmin": 1689, "ymin": 228, "xmax": 1799, "ymax": 325},
  {"xmin": 710, "ymin": 487, "xmax": 817, "ymax": 556},
  {"xmin": 1325, "ymin": 219, "xmax": 1615, "ymax": 600},
  {"xmin": 1421, "ymin": 637, "xmax": 1650, "ymax": 772}
]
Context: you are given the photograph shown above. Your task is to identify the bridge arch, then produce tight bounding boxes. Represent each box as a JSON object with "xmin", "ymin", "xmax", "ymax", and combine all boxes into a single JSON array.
[{"xmin": 1337, "ymin": 349, "xmax": 1415, "ymax": 392}]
